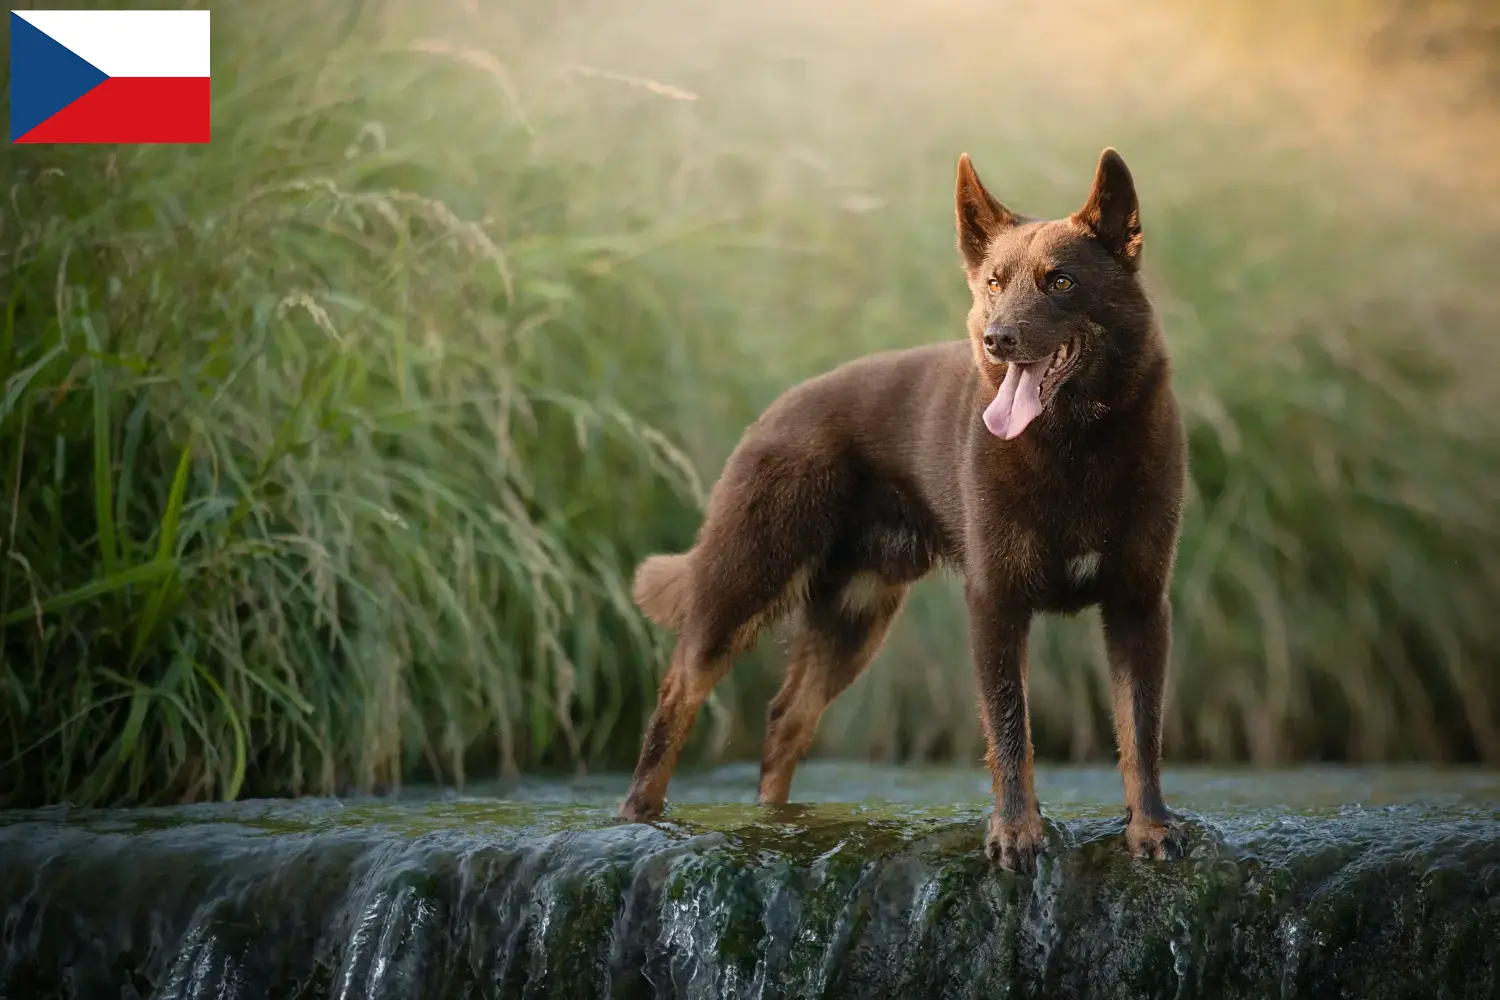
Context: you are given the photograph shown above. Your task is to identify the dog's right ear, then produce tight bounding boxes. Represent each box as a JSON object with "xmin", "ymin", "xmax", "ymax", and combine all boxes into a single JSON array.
[{"xmin": 955, "ymin": 154, "xmax": 1016, "ymax": 274}]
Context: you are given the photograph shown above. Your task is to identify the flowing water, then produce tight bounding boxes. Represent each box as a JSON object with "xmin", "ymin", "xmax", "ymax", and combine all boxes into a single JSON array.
[{"xmin": 2, "ymin": 762, "xmax": 1498, "ymax": 999}]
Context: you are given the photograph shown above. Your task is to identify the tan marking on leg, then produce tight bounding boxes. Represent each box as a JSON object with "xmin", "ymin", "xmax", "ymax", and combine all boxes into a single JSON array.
[
  {"xmin": 758, "ymin": 584, "xmax": 906, "ymax": 804},
  {"xmin": 618, "ymin": 641, "xmax": 729, "ymax": 822}
]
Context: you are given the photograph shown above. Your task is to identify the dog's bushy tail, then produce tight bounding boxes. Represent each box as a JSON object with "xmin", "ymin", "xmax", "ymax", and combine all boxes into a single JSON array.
[{"xmin": 632, "ymin": 553, "xmax": 691, "ymax": 630}]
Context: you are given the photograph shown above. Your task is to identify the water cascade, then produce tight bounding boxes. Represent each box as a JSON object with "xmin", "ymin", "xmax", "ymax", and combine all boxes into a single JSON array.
[{"xmin": 3, "ymin": 763, "xmax": 1497, "ymax": 999}]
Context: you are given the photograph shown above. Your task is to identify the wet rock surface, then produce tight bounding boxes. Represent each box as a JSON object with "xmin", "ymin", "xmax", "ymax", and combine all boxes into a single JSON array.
[{"xmin": 2, "ymin": 763, "xmax": 1498, "ymax": 999}]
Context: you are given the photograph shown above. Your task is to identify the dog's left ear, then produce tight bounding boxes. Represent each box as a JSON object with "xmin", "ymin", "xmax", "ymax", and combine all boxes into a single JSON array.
[{"xmin": 1072, "ymin": 148, "xmax": 1142, "ymax": 269}]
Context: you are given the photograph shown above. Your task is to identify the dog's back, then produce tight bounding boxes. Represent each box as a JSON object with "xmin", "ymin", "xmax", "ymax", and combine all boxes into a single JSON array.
[{"xmin": 630, "ymin": 339, "xmax": 972, "ymax": 632}]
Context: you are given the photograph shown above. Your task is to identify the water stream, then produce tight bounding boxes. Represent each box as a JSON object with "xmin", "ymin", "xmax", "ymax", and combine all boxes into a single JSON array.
[{"xmin": 3, "ymin": 762, "xmax": 1497, "ymax": 999}]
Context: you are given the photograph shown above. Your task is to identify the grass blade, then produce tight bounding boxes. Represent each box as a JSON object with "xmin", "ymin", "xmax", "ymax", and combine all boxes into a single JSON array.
[
  {"xmin": 0, "ymin": 560, "xmax": 173, "ymax": 627},
  {"xmin": 82, "ymin": 318, "xmax": 119, "ymax": 579},
  {"xmin": 193, "ymin": 660, "xmax": 247, "ymax": 802},
  {"xmin": 130, "ymin": 438, "xmax": 195, "ymax": 664},
  {"xmin": 0, "ymin": 345, "xmax": 65, "ymax": 429}
]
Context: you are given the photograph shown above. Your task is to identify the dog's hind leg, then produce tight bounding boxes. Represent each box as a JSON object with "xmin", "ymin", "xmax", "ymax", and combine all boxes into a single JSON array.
[
  {"xmin": 757, "ymin": 575, "xmax": 908, "ymax": 805},
  {"xmin": 618, "ymin": 571, "xmax": 807, "ymax": 823},
  {"xmin": 616, "ymin": 631, "xmax": 735, "ymax": 824},
  {"xmin": 618, "ymin": 456, "xmax": 845, "ymax": 823}
]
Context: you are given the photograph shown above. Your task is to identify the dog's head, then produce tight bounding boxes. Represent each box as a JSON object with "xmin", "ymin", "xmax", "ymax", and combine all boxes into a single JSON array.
[{"xmin": 955, "ymin": 148, "xmax": 1150, "ymax": 441}]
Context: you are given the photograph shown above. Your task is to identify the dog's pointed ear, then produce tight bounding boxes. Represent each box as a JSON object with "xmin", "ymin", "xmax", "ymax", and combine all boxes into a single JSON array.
[
  {"xmin": 955, "ymin": 153, "xmax": 1016, "ymax": 273},
  {"xmin": 1072, "ymin": 148, "xmax": 1143, "ymax": 268}
]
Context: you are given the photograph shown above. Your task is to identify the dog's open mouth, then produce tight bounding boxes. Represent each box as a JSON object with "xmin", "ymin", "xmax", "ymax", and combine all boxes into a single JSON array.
[{"xmin": 982, "ymin": 338, "xmax": 1083, "ymax": 440}]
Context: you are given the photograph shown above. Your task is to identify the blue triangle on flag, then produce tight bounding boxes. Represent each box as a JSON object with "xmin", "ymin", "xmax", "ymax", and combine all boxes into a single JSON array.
[{"xmin": 9, "ymin": 12, "xmax": 111, "ymax": 142}]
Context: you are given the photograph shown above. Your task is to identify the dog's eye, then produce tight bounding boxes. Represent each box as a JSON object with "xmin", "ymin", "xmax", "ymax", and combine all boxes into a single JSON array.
[
  {"xmin": 1048, "ymin": 274, "xmax": 1075, "ymax": 292},
  {"xmin": 986, "ymin": 276, "xmax": 1001, "ymax": 291}
]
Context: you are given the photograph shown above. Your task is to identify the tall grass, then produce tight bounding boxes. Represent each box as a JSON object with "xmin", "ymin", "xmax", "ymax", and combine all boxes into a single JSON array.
[
  {"xmin": 2, "ymin": 0, "xmax": 1498, "ymax": 807},
  {"xmin": 0, "ymin": 0, "xmax": 715, "ymax": 804}
]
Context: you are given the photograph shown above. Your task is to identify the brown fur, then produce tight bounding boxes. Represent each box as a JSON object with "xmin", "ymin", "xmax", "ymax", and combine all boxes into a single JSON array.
[
  {"xmin": 632, "ymin": 554, "xmax": 691, "ymax": 630},
  {"xmin": 618, "ymin": 148, "xmax": 1187, "ymax": 871}
]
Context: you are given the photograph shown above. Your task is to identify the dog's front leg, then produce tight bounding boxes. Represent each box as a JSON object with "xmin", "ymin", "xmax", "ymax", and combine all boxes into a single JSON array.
[
  {"xmin": 1101, "ymin": 594, "xmax": 1185, "ymax": 860},
  {"xmin": 966, "ymin": 583, "xmax": 1043, "ymax": 873}
]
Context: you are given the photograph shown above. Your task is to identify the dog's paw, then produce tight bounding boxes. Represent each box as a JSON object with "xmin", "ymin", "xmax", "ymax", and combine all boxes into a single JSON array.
[
  {"xmin": 986, "ymin": 810, "xmax": 1046, "ymax": 874},
  {"xmin": 1126, "ymin": 815, "xmax": 1185, "ymax": 861},
  {"xmin": 615, "ymin": 793, "xmax": 663, "ymax": 825}
]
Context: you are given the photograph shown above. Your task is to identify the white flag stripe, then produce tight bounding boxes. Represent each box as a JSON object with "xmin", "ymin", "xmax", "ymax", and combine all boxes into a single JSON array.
[{"xmin": 14, "ymin": 10, "xmax": 210, "ymax": 79}]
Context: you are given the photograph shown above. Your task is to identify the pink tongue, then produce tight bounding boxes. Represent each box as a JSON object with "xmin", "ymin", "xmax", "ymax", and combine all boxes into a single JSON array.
[{"xmin": 982, "ymin": 361, "xmax": 1044, "ymax": 440}]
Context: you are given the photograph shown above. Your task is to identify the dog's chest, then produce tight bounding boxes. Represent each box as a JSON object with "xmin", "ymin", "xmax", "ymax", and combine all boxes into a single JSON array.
[
  {"xmin": 1010, "ymin": 479, "xmax": 1113, "ymax": 609},
  {"xmin": 1024, "ymin": 534, "xmax": 1107, "ymax": 613},
  {"xmin": 964, "ymin": 439, "xmax": 1124, "ymax": 609}
]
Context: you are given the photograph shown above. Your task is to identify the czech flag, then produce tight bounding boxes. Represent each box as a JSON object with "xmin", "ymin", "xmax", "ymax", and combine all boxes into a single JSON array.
[{"xmin": 9, "ymin": 9, "xmax": 210, "ymax": 144}]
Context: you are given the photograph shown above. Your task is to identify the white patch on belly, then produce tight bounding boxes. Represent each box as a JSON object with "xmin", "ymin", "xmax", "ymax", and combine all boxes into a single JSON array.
[
  {"xmin": 1067, "ymin": 550, "xmax": 1102, "ymax": 586},
  {"xmin": 838, "ymin": 572, "xmax": 887, "ymax": 614}
]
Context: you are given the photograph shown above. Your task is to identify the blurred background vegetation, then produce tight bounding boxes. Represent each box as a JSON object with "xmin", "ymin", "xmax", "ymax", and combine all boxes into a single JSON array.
[{"xmin": 2, "ymin": 0, "xmax": 1498, "ymax": 807}]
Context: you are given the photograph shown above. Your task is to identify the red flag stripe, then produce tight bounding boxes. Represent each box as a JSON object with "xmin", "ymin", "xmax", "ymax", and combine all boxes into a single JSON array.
[{"xmin": 14, "ymin": 77, "xmax": 210, "ymax": 144}]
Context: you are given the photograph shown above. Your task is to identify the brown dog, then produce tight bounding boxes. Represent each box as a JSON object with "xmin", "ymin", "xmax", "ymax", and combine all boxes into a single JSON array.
[{"xmin": 617, "ymin": 148, "xmax": 1186, "ymax": 871}]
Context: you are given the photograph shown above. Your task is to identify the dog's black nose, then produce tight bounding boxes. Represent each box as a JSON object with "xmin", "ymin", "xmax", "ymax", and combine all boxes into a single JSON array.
[{"xmin": 983, "ymin": 324, "xmax": 1019, "ymax": 356}]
